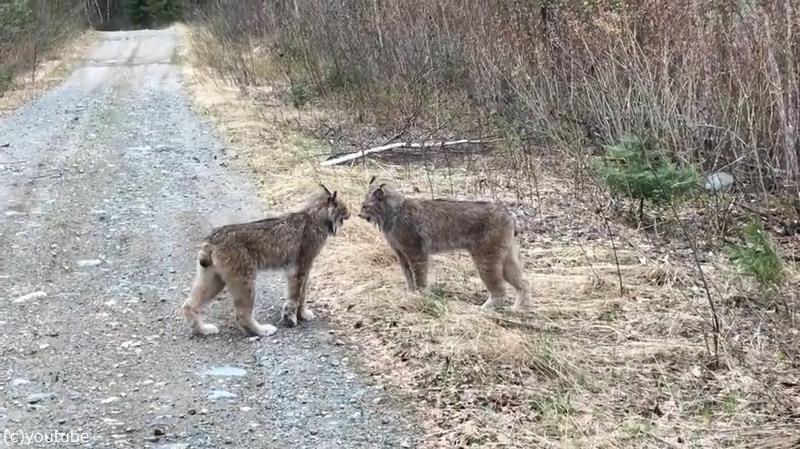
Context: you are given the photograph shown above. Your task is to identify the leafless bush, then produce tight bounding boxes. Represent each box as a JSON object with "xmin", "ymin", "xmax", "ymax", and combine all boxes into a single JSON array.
[
  {"xmin": 0, "ymin": 0, "xmax": 86, "ymax": 90},
  {"xmin": 194, "ymin": 0, "xmax": 799, "ymax": 197}
]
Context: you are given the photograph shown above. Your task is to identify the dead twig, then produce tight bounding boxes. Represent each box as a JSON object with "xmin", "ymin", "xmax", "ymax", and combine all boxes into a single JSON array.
[{"xmin": 592, "ymin": 197, "xmax": 625, "ymax": 296}]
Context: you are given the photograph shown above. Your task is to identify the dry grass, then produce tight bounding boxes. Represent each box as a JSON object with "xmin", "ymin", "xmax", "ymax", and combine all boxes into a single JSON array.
[{"xmin": 177, "ymin": 23, "xmax": 800, "ymax": 449}]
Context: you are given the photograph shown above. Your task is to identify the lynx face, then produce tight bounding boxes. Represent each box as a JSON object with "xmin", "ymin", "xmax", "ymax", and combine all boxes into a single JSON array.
[
  {"xmin": 325, "ymin": 190, "xmax": 351, "ymax": 236},
  {"xmin": 358, "ymin": 177, "xmax": 395, "ymax": 230}
]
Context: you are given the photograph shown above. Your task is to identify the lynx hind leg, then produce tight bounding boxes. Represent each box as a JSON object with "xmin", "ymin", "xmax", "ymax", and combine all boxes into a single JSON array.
[
  {"xmin": 504, "ymin": 246, "xmax": 531, "ymax": 311},
  {"xmin": 472, "ymin": 252, "xmax": 507, "ymax": 310},
  {"xmin": 228, "ymin": 275, "xmax": 277, "ymax": 337},
  {"xmin": 182, "ymin": 265, "xmax": 225, "ymax": 336}
]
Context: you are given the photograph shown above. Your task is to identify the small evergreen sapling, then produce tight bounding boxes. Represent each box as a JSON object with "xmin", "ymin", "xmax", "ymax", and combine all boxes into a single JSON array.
[
  {"xmin": 593, "ymin": 136, "xmax": 698, "ymax": 220},
  {"xmin": 728, "ymin": 218, "xmax": 784, "ymax": 288}
]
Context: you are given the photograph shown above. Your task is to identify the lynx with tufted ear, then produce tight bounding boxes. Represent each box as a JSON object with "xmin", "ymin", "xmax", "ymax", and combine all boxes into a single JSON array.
[
  {"xmin": 358, "ymin": 177, "xmax": 529, "ymax": 311},
  {"xmin": 182, "ymin": 186, "xmax": 351, "ymax": 336}
]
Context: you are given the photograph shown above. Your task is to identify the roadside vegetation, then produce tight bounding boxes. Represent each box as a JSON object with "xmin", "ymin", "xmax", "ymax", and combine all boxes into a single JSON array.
[
  {"xmin": 179, "ymin": 0, "xmax": 800, "ymax": 447},
  {"xmin": 0, "ymin": 0, "xmax": 188, "ymax": 102},
  {"xmin": 0, "ymin": 0, "xmax": 85, "ymax": 96}
]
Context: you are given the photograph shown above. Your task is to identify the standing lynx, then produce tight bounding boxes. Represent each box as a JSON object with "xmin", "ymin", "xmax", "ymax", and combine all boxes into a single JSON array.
[
  {"xmin": 182, "ymin": 185, "xmax": 350, "ymax": 336},
  {"xmin": 358, "ymin": 177, "xmax": 530, "ymax": 310}
]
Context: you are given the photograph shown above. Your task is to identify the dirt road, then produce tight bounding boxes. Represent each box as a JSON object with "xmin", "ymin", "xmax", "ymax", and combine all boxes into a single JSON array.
[{"xmin": 0, "ymin": 28, "xmax": 417, "ymax": 448}]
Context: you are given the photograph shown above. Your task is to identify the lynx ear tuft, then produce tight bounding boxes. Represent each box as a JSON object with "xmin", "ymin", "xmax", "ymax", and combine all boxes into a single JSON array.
[
  {"xmin": 373, "ymin": 184, "xmax": 386, "ymax": 199},
  {"xmin": 319, "ymin": 183, "xmax": 332, "ymax": 196}
]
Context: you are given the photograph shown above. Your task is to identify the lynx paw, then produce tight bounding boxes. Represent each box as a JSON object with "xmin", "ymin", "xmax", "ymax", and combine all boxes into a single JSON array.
[
  {"xmin": 252, "ymin": 323, "xmax": 278, "ymax": 337},
  {"xmin": 300, "ymin": 308, "xmax": 315, "ymax": 321},
  {"xmin": 281, "ymin": 311, "xmax": 298, "ymax": 328},
  {"xmin": 281, "ymin": 302, "xmax": 299, "ymax": 327},
  {"xmin": 193, "ymin": 322, "xmax": 219, "ymax": 336},
  {"xmin": 480, "ymin": 298, "xmax": 499, "ymax": 311},
  {"xmin": 511, "ymin": 301, "xmax": 531, "ymax": 312}
]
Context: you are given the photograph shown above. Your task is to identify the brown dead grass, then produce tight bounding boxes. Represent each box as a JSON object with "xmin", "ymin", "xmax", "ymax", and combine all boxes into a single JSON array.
[
  {"xmin": 177, "ymin": 23, "xmax": 800, "ymax": 449},
  {"xmin": 0, "ymin": 30, "xmax": 96, "ymax": 118}
]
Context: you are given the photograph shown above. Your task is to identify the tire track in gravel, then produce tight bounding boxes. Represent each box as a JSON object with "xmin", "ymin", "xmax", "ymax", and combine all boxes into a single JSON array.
[{"xmin": 0, "ymin": 27, "xmax": 418, "ymax": 449}]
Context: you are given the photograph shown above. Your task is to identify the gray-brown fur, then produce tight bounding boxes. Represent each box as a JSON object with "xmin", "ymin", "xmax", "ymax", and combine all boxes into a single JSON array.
[
  {"xmin": 182, "ymin": 185, "xmax": 350, "ymax": 336},
  {"xmin": 358, "ymin": 177, "xmax": 529, "ymax": 310}
]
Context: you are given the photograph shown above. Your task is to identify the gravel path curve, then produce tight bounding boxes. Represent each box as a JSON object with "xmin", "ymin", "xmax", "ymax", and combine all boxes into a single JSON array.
[{"xmin": 0, "ymin": 28, "xmax": 417, "ymax": 449}]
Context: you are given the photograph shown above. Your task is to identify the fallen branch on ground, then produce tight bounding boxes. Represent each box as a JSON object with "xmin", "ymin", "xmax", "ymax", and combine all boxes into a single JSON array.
[
  {"xmin": 738, "ymin": 202, "xmax": 800, "ymax": 236},
  {"xmin": 320, "ymin": 139, "xmax": 490, "ymax": 166}
]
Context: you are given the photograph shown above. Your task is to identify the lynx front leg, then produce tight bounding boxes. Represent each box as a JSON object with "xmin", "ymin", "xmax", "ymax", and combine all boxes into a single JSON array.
[
  {"xmin": 228, "ymin": 275, "xmax": 277, "ymax": 337},
  {"xmin": 281, "ymin": 266, "xmax": 307, "ymax": 327},
  {"xmin": 393, "ymin": 248, "xmax": 415, "ymax": 291},
  {"xmin": 409, "ymin": 255, "xmax": 429, "ymax": 291},
  {"xmin": 296, "ymin": 269, "xmax": 315, "ymax": 322}
]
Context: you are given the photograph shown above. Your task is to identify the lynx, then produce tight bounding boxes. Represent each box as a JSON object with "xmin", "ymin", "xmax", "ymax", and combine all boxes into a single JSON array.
[
  {"xmin": 182, "ymin": 185, "xmax": 350, "ymax": 336},
  {"xmin": 358, "ymin": 177, "xmax": 530, "ymax": 311}
]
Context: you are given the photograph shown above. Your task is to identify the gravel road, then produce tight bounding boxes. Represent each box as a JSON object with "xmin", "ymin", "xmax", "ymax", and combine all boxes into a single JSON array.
[{"xmin": 0, "ymin": 28, "xmax": 417, "ymax": 449}]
